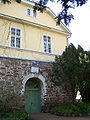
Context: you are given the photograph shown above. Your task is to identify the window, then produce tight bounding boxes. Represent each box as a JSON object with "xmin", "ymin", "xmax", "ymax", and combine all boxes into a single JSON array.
[
  {"xmin": 26, "ymin": 8, "xmax": 37, "ymax": 18},
  {"xmin": 33, "ymin": 10, "xmax": 37, "ymax": 18},
  {"xmin": 10, "ymin": 27, "xmax": 22, "ymax": 48},
  {"xmin": 27, "ymin": 8, "xmax": 31, "ymax": 16},
  {"xmin": 43, "ymin": 35, "xmax": 52, "ymax": 54}
]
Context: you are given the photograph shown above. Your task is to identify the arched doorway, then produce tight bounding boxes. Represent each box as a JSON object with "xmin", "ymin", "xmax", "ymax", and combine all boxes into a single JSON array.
[{"xmin": 25, "ymin": 78, "xmax": 41, "ymax": 114}]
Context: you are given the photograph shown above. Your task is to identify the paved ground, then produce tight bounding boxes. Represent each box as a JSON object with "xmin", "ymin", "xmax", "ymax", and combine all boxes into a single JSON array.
[{"xmin": 31, "ymin": 113, "xmax": 90, "ymax": 120}]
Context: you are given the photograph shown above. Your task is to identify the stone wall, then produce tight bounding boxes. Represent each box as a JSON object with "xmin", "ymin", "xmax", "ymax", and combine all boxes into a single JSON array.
[{"xmin": 0, "ymin": 57, "xmax": 73, "ymax": 112}]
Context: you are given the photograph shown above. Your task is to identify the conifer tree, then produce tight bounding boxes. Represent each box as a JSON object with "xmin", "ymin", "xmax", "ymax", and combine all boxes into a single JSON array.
[{"xmin": 51, "ymin": 44, "xmax": 90, "ymax": 102}]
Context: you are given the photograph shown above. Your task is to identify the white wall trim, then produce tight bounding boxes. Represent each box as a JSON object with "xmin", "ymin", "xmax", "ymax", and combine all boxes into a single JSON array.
[
  {"xmin": 0, "ymin": 55, "xmax": 54, "ymax": 63},
  {"xmin": 0, "ymin": 45, "xmax": 59, "ymax": 56},
  {"xmin": 0, "ymin": 13, "xmax": 70, "ymax": 35}
]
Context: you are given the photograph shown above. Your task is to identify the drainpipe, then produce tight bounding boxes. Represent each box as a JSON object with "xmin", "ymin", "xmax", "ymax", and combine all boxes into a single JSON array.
[{"xmin": 67, "ymin": 34, "xmax": 72, "ymax": 47}]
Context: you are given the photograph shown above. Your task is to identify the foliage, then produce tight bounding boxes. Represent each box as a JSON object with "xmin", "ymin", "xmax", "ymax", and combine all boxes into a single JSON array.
[
  {"xmin": 51, "ymin": 44, "xmax": 90, "ymax": 102},
  {"xmin": 51, "ymin": 44, "xmax": 79, "ymax": 101},
  {"xmin": 76, "ymin": 47, "xmax": 90, "ymax": 102},
  {"xmin": 33, "ymin": 0, "xmax": 88, "ymax": 25},
  {"xmin": 50, "ymin": 102, "xmax": 89, "ymax": 116},
  {"xmin": 75, "ymin": 102, "xmax": 89, "ymax": 114},
  {"xmin": 1, "ymin": 0, "xmax": 88, "ymax": 25},
  {"xmin": 87, "ymin": 102, "xmax": 90, "ymax": 113},
  {"xmin": 0, "ymin": 94, "xmax": 14, "ymax": 117},
  {"xmin": 33, "ymin": 0, "xmax": 46, "ymax": 13},
  {"xmin": 0, "ymin": 95, "xmax": 31, "ymax": 120},
  {"xmin": 1, "ymin": 110, "xmax": 31, "ymax": 120},
  {"xmin": 1, "ymin": 0, "xmax": 11, "ymax": 4},
  {"xmin": 0, "ymin": 92, "xmax": 24, "ymax": 117}
]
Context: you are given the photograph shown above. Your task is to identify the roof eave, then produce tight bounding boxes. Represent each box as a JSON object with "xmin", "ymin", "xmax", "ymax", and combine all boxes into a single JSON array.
[
  {"xmin": 21, "ymin": 0, "xmax": 71, "ymax": 35},
  {"xmin": 46, "ymin": 7, "xmax": 72, "ymax": 35}
]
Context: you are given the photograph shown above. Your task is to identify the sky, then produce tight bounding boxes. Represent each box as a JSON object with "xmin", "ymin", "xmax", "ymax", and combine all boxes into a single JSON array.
[{"xmin": 47, "ymin": 0, "xmax": 90, "ymax": 51}]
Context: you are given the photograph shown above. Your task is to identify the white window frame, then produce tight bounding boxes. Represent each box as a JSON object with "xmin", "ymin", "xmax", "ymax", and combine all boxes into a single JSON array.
[
  {"xmin": 43, "ymin": 34, "xmax": 53, "ymax": 54},
  {"xmin": 9, "ymin": 26, "xmax": 22, "ymax": 49},
  {"xmin": 26, "ymin": 7, "xmax": 31, "ymax": 16},
  {"xmin": 33, "ymin": 9, "xmax": 37, "ymax": 18}
]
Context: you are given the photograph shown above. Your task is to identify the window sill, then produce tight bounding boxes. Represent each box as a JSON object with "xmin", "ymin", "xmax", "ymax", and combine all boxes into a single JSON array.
[{"xmin": 10, "ymin": 46, "xmax": 21, "ymax": 49}]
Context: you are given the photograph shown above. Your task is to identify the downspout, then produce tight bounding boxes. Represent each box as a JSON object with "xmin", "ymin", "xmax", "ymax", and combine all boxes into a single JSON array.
[{"xmin": 67, "ymin": 34, "xmax": 72, "ymax": 47}]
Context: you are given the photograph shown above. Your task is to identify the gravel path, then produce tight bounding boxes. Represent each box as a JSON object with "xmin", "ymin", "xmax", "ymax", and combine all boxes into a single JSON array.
[{"xmin": 31, "ymin": 113, "xmax": 90, "ymax": 120}]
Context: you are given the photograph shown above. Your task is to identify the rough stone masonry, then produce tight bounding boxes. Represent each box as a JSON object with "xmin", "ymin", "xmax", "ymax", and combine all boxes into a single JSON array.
[{"xmin": 0, "ymin": 57, "xmax": 73, "ymax": 112}]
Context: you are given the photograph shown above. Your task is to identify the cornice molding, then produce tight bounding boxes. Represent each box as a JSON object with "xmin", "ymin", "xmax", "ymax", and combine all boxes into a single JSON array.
[
  {"xmin": 0, "ymin": 13, "xmax": 70, "ymax": 35},
  {"xmin": 0, "ymin": 55, "xmax": 54, "ymax": 63},
  {"xmin": 0, "ymin": 45, "xmax": 59, "ymax": 56}
]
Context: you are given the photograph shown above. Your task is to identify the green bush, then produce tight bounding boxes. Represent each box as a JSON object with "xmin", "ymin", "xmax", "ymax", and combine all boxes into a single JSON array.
[
  {"xmin": 1, "ymin": 110, "xmax": 31, "ymax": 120},
  {"xmin": 51, "ymin": 104, "xmax": 79, "ymax": 116},
  {"xmin": 0, "ymin": 93, "xmax": 24, "ymax": 117},
  {"xmin": 75, "ymin": 102, "xmax": 88, "ymax": 115},
  {"xmin": 50, "ymin": 102, "xmax": 89, "ymax": 116},
  {"xmin": 0, "ymin": 99, "xmax": 12, "ymax": 117},
  {"xmin": 86, "ymin": 102, "xmax": 90, "ymax": 113},
  {"xmin": 0, "ymin": 96, "xmax": 31, "ymax": 120},
  {"xmin": 0, "ymin": 93, "xmax": 16, "ymax": 117}
]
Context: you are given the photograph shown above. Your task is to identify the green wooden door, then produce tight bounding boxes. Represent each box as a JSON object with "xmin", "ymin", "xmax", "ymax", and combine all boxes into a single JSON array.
[{"xmin": 25, "ymin": 79, "xmax": 41, "ymax": 114}]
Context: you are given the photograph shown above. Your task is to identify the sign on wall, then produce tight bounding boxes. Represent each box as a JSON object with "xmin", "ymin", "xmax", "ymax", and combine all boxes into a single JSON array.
[{"xmin": 31, "ymin": 67, "xmax": 39, "ymax": 73}]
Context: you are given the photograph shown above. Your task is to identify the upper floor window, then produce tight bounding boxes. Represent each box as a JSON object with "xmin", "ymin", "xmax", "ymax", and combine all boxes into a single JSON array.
[
  {"xmin": 33, "ymin": 10, "xmax": 37, "ymax": 18},
  {"xmin": 10, "ymin": 27, "xmax": 22, "ymax": 48},
  {"xmin": 27, "ymin": 8, "xmax": 31, "ymax": 16},
  {"xmin": 26, "ymin": 7, "xmax": 37, "ymax": 18},
  {"xmin": 43, "ymin": 35, "xmax": 52, "ymax": 54}
]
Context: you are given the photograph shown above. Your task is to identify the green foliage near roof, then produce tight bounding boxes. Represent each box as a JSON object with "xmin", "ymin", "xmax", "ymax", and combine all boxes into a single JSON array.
[{"xmin": 1, "ymin": 0, "xmax": 88, "ymax": 25}]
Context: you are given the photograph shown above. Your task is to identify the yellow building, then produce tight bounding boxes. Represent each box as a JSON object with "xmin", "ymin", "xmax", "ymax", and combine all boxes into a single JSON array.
[
  {"xmin": 0, "ymin": 0, "xmax": 71, "ymax": 61},
  {"xmin": 0, "ymin": 0, "xmax": 72, "ymax": 113}
]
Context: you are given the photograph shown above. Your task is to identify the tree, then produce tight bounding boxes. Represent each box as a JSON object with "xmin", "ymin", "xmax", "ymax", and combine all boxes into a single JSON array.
[
  {"xmin": 51, "ymin": 44, "xmax": 90, "ymax": 103},
  {"xmin": 1, "ymin": 0, "xmax": 88, "ymax": 25},
  {"xmin": 77, "ymin": 48, "xmax": 90, "ymax": 102}
]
